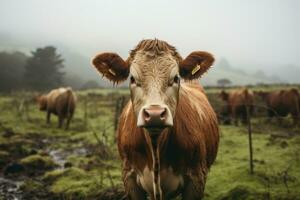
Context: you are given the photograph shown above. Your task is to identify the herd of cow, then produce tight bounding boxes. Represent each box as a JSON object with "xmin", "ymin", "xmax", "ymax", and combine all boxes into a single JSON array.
[
  {"xmin": 35, "ymin": 86, "xmax": 300, "ymax": 132},
  {"xmin": 33, "ymin": 39, "xmax": 299, "ymax": 200},
  {"xmin": 219, "ymin": 87, "xmax": 300, "ymax": 126}
]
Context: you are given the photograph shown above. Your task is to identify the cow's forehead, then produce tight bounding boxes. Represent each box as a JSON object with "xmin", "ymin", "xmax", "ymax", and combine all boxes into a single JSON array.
[{"xmin": 130, "ymin": 51, "xmax": 178, "ymax": 79}]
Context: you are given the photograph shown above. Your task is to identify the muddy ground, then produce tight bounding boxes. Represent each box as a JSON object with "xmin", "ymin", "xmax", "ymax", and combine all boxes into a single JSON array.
[{"xmin": 0, "ymin": 89, "xmax": 300, "ymax": 200}]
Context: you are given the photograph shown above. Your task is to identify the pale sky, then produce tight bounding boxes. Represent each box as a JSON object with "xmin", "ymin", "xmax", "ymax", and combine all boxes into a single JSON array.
[{"xmin": 0, "ymin": 0, "xmax": 299, "ymax": 73}]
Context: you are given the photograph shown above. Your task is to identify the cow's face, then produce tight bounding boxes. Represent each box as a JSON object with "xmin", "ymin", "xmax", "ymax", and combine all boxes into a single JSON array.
[
  {"xmin": 92, "ymin": 40, "xmax": 214, "ymax": 132},
  {"xmin": 129, "ymin": 52, "xmax": 180, "ymax": 128}
]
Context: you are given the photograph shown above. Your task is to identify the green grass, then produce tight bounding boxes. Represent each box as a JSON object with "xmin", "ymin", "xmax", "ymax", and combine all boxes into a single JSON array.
[
  {"xmin": 0, "ymin": 91, "xmax": 121, "ymax": 198},
  {"xmin": 0, "ymin": 87, "xmax": 299, "ymax": 199},
  {"xmin": 205, "ymin": 125, "xmax": 300, "ymax": 200}
]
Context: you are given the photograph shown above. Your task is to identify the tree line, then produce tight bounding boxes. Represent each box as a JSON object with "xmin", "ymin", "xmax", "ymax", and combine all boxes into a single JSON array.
[{"xmin": 0, "ymin": 46, "xmax": 65, "ymax": 92}]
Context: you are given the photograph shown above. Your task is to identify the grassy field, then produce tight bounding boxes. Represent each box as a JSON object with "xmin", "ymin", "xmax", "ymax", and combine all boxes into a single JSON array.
[{"xmin": 0, "ymin": 87, "xmax": 299, "ymax": 200}]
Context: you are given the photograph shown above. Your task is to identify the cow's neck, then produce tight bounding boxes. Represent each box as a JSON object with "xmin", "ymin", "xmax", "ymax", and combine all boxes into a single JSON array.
[{"xmin": 144, "ymin": 129, "xmax": 166, "ymax": 200}]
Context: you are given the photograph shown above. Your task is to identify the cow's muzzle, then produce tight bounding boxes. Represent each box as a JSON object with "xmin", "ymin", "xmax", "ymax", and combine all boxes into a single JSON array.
[{"xmin": 137, "ymin": 105, "xmax": 173, "ymax": 128}]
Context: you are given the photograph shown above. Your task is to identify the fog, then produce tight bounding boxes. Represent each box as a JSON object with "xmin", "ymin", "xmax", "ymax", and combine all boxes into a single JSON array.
[{"xmin": 0, "ymin": 0, "xmax": 299, "ymax": 85}]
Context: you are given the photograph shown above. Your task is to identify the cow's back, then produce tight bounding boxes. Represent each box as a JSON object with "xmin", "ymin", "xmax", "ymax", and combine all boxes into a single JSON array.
[
  {"xmin": 266, "ymin": 91, "xmax": 289, "ymax": 116},
  {"xmin": 282, "ymin": 89, "xmax": 300, "ymax": 115},
  {"xmin": 229, "ymin": 89, "xmax": 253, "ymax": 106},
  {"xmin": 46, "ymin": 88, "xmax": 76, "ymax": 115},
  {"xmin": 227, "ymin": 89, "xmax": 252, "ymax": 114}
]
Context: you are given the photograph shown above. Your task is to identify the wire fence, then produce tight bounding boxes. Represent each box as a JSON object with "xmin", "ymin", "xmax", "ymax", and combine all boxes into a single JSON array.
[
  {"xmin": 1, "ymin": 92, "xmax": 299, "ymax": 177},
  {"xmin": 213, "ymin": 101, "xmax": 300, "ymax": 177}
]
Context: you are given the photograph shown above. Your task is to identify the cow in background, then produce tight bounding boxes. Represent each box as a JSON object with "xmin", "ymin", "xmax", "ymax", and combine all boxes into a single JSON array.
[
  {"xmin": 92, "ymin": 39, "xmax": 219, "ymax": 200},
  {"xmin": 37, "ymin": 87, "xmax": 76, "ymax": 130},
  {"xmin": 257, "ymin": 88, "xmax": 300, "ymax": 126},
  {"xmin": 220, "ymin": 88, "xmax": 254, "ymax": 126}
]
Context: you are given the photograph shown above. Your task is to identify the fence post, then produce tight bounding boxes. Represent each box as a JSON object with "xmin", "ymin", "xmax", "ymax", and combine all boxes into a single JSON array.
[
  {"xmin": 84, "ymin": 97, "xmax": 88, "ymax": 128},
  {"xmin": 247, "ymin": 105, "xmax": 254, "ymax": 174}
]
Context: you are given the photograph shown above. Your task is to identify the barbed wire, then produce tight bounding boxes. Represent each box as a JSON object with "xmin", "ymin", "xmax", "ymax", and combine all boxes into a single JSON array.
[{"xmin": 214, "ymin": 102, "xmax": 300, "ymax": 120}]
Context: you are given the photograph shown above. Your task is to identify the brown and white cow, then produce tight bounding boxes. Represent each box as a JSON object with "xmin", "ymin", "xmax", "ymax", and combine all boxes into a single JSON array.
[
  {"xmin": 37, "ymin": 87, "xmax": 76, "ymax": 130},
  {"xmin": 257, "ymin": 88, "xmax": 300, "ymax": 125},
  {"xmin": 92, "ymin": 39, "xmax": 219, "ymax": 200},
  {"xmin": 219, "ymin": 88, "xmax": 254, "ymax": 126}
]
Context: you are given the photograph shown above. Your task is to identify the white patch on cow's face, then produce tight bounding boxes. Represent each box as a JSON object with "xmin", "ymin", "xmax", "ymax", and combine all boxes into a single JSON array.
[{"xmin": 129, "ymin": 51, "xmax": 180, "ymax": 128}]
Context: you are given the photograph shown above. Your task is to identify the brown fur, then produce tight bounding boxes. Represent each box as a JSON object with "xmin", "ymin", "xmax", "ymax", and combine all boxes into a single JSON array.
[
  {"xmin": 92, "ymin": 39, "xmax": 215, "ymax": 83},
  {"xmin": 129, "ymin": 39, "xmax": 182, "ymax": 64},
  {"xmin": 257, "ymin": 88, "xmax": 300, "ymax": 125},
  {"xmin": 92, "ymin": 53, "xmax": 129, "ymax": 84},
  {"xmin": 92, "ymin": 39, "xmax": 218, "ymax": 200},
  {"xmin": 220, "ymin": 88, "xmax": 254, "ymax": 125},
  {"xmin": 118, "ymin": 83, "xmax": 219, "ymax": 199},
  {"xmin": 179, "ymin": 51, "xmax": 215, "ymax": 80},
  {"xmin": 37, "ymin": 87, "xmax": 76, "ymax": 129}
]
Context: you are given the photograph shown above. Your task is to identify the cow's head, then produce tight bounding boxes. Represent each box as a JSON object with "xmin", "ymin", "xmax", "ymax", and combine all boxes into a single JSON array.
[
  {"xmin": 92, "ymin": 39, "xmax": 214, "ymax": 133},
  {"xmin": 36, "ymin": 95, "xmax": 47, "ymax": 111},
  {"xmin": 219, "ymin": 90, "xmax": 229, "ymax": 102}
]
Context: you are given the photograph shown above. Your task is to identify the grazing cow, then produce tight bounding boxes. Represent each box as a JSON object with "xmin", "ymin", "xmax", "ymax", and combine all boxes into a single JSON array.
[
  {"xmin": 37, "ymin": 87, "xmax": 76, "ymax": 130},
  {"xmin": 217, "ymin": 103, "xmax": 231, "ymax": 125},
  {"xmin": 257, "ymin": 88, "xmax": 300, "ymax": 125},
  {"xmin": 219, "ymin": 88, "xmax": 254, "ymax": 125},
  {"xmin": 92, "ymin": 39, "xmax": 219, "ymax": 200}
]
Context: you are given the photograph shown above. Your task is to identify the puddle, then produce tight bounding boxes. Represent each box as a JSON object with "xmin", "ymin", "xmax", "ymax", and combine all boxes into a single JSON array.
[
  {"xmin": 48, "ymin": 146, "xmax": 88, "ymax": 168},
  {"xmin": 0, "ymin": 144, "xmax": 89, "ymax": 199},
  {"xmin": 48, "ymin": 149, "xmax": 66, "ymax": 168},
  {"xmin": 0, "ymin": 177, "xmax": 23, "ymax": 200}
]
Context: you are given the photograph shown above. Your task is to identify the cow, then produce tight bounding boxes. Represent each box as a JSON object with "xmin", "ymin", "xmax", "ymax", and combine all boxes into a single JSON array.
[
  {"xmin": 257, "ymin": 88, "xmax": 300, "ymax": 126},
  {"xmin": 37, "ymin": 87, "xmax": 76, "ymax": 130},
  {"xmin": 219, "ymin": 88, "xmax": 254, "ymax": 126},
  {"xmin": 217, "ymin": 103, "xmax": 231, "ymax": 125},
  {"xmin": 92, "ymin": 39, "xmax": 219, "ymax": 200}
]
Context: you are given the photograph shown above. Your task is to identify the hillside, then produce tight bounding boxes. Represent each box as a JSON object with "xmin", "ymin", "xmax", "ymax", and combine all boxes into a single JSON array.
[{"xmin": 0, "ymin": 34, "xmax": 296, "ymax": 87}]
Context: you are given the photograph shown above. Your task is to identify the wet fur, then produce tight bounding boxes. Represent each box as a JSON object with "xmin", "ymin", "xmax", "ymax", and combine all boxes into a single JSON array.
[
  {"xmin": 92, "ymin": 39, "xmax": 218, "ymax": 200},
  {"xmin": 118, "ymin": 83, "xmax": 219, "ymax": 199},
  {"xmin": 220, "ymin": 88, "xmax": 254, "ymax": 125},
  {"xmin": 258, "ymin": 88, "xmax": 300, "ymax": 125},
  {"xmin": 38, "ymin": 87, "xmax": 76, "ymax": 129}
]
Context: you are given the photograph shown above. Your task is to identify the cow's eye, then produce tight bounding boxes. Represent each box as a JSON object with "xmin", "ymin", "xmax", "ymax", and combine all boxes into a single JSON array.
[
  {"xmin": 168, "ymin": 75, "xmax": 180, "ymax": 86},
  {"xmin": 174, "ymin": 75, "xmax": 180, "ymax": 84},
  {"xmin": 130, "ymin": 76, "xmax": 141, "ymax": 87},
  {"xmin": 130, "ymin": 76, "xmax": 136, "ymax": 84}
]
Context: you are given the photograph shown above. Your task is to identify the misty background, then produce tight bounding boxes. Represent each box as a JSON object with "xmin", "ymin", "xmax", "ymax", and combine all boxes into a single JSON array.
[{"xmin": 0, "ymin": 0, "xmax": 299, "ymax": 90}]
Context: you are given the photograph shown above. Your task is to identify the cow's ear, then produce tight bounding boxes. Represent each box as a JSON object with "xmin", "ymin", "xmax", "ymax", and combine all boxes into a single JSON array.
[
  {"xmin": 92, "ymin": 53, "xmax": 129, "ymax": 84},
  {"xmin": 179, "ymin": 51, "xmax": 214, "ymax": 80}
]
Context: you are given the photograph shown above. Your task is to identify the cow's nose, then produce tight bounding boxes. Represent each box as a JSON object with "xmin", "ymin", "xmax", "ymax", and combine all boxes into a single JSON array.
[{"xmin": 142, "ymin": 105, "xmax": 167, "ymax": 127}]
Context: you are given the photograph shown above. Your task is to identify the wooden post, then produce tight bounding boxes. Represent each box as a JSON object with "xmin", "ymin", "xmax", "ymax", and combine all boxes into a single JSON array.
[
  {"xmin": 247, "ymin": 105, "xmax": 254, "ymax": 174},
  {"xmin": 84, "ymin": 97, "xmax": 88, "ymax": 128}
]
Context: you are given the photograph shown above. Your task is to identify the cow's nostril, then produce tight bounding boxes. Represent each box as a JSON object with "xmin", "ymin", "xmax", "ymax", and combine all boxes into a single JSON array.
[
  {"xmin": 143, "ymin": 109, "xmax": 151, "ymax": 121},
  {"xmin": 160, "ymin": 109, "xmax": 167, "ymax": 120}
]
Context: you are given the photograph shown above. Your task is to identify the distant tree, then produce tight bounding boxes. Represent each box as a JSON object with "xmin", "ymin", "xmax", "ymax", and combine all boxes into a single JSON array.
[
  {"xmin": 0, "ymin": 51, "xmax": 28, "ymax": 92},
  {"xmin": 217, "ymin": 78, "xmax": 232, "ymax": 88},
  {"xmin": 24, "ymin": 46, "xmax": 65, "ymax": 90}
]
